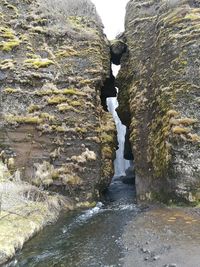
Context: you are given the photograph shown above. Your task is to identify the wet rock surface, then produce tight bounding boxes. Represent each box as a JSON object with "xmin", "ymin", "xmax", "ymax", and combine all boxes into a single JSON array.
[
  {"xmin": 117, "ymin": 0, "xmax": 200, "ymax": 202},
  {"xmin": 123, "ymin": 206, "xmax": 200, "ymax": 267}
]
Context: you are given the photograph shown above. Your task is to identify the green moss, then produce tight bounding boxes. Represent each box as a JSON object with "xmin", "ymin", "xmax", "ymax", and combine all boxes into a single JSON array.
[
  {"xmin": 57, "ymin": 104, "xmax": 81, "ymax": 113},
  {"xmin": 55, "ymin": 47, "xmax": 78, "ymax": 58},
  {"xmin": 47, "ymin": 95, "xmax": 67, "ymax": 105},
  {"xmin": 28, "ymin": 104, "xmax": 40, "ymax": 113},
  {"xmin": 101, "ymin": 146, "xmax": 113, "ymax": 159},
  {"xmin": 35, "ymin": 89, "xmax": 54, "ymax": 96},
  {"xmin": 26, "ymin": 53, "xmax": 40, "ymax": 59},
  {"xmin": 68, "ymin": 16, "xmax": 84, "ymax": 26},
  {"xmin": 35, "ymin": 88, "xmax": 86, "ymax": 96},
  {"xmin": 24, "ymin": 58, "xmax": 54, "ymax": 69},
  {"xmin": 69, "ymin": 101, "xmax": 82, "ymax": 107},
  {"xmin": 76, "ymin": 127, "xmax": 87, "ymax": 133},
  {"xmin": 101, "ymin": 159, "xmax": 113, "ymax": 178},
  {"xmin": 0, "ymin": 39, "xmax": 21, "ymax": 51},
  {"xmin": 57, "ymin": 103, "xmax": 71, "ymax": 112},
  {"xmin": 0, "ymin": 27, "xmax": 15, "ymax": 39},
  {"xmin": 0, "ymin": 25, "xmax": 19, "ymax": 52},
  {"xmin": 79, "ymin": 79, "xmax": 92, "ymax": 86},
  {"xmin": 54, "ymin": 126, "xmax": 66, "ymax": 133},
  {"xmin": 98, "ymin": 111, "xmax": 116, "ymax": 183},
  {"xmin": 30, "ymin": 26, "xmax": 46, "ymax": 33},
  {"xmin": 185, "ymin": 12, "xmax": 200, "ymax": 21},
  {"xmin": 5, "ymin": 115, "xmax": 43, "ymax": 124},
  {"xmin": 39, "ymin": 113, "xmax": 55, "ymax": 121},
  {"xmin": 67, "ymin": 16, "xmax": 95, "ymax": 31},
  {"xmin": 101, "ymin": 133, "xmax": 114, "ymax": 143},
  {"xmin": 3, "ymin": 88, "xmax": 21, "ymax": 94},
  {"xmin": 62, "ymin": 89, "xmax": 86, "ymax": 96}
]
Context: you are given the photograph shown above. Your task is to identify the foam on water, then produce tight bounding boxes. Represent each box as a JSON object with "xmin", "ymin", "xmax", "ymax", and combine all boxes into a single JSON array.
[{"xmin": 62, "ymin": 202, "xmax": 104, "ymax": 234}]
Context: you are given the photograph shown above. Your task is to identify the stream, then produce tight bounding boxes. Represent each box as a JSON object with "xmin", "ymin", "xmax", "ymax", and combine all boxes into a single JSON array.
[{"xmin": 7, "ymin": 175, "xmax": 137, "ymax": 267}]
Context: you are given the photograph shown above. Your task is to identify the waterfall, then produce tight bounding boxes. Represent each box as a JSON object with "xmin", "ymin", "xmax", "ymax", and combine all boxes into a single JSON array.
[
  {"xmin": 106, "ymin": 64, "xmax": 130, "ymax": 177},
  {"xmin": 106, "ymin": 97, "xmax": 130, "ymax": 177}
]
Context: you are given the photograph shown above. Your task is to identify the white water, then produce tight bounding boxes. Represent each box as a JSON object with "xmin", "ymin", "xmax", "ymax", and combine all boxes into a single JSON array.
[
  {"xmin": 106, "ymin": 64, "xmax": 130, "ymax": 177},
  {"xmin": 107, "ymin": 98, "xmax": 130, "ymax": 177}
]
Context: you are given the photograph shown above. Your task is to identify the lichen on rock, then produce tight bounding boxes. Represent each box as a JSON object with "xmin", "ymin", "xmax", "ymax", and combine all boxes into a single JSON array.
[
  {"xmin": 0, "ymin": 0, "xmax": 114, "ymax": 202},
  {"xmin": 117, "ymin": 0, "xmax": 200, "ymax": 203}
]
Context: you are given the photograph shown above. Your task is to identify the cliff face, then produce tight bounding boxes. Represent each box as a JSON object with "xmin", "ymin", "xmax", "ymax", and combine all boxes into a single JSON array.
[
  {"xmin": 0, "ymin": 0, "xmax": 115, "ymax": 203},
  {"xmin": 118, "ymin": 0, "xmax": 200, "ymax": 203}
]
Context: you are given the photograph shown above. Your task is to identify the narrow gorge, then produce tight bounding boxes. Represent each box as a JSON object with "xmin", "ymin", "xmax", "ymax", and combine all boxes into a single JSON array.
[{"xmin": 0, "ymin": 0, "xmax": 200, "ymax": 266}]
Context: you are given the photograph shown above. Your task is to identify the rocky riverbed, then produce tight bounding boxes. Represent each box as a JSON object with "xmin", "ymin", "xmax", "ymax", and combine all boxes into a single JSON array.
[{"xmin": 123, "ymin": 206, "xmax": 200, "ymax": 267}]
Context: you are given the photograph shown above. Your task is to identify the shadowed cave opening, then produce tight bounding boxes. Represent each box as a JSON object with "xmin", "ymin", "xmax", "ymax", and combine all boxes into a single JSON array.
[{"xmin": 100, "ymin": 42, "xmax": 135, "ymax": 200}]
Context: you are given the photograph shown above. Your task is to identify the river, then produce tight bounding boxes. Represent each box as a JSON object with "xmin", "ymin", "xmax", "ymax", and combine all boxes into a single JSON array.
[{"xmin": 7, "ymin": 172, "xmax": 137, "ymax": 267}]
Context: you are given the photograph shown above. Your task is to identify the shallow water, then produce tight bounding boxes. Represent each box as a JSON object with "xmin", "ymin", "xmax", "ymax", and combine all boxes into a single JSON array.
[{"xmin": 7, "ymin": 176, "xmax": 137, "ymax": 267}]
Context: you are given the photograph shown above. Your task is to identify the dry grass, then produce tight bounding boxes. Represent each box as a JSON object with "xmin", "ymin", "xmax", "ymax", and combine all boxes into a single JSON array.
[{"xmin": 0, "ymin": 161, "xmax": 74, "ymax": 265}]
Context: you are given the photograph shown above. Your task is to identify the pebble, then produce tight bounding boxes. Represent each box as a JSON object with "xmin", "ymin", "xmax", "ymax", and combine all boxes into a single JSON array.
[
  {"xmin": 141, "ymin": 247, "xmax": 150, "ymax": 253},
  {"xmin": 153, "ymin": 255, "xmax": 160, "ymax": 261}
]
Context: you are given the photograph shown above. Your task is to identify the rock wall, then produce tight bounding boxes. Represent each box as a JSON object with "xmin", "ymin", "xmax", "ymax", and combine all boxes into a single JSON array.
[
  {"xmin": 118, "ymin": 0, "xmax": 200, "ymax": 203},
  {"xmin": 0, "ymin": 0, "xmax": 115, "ymax": 204}
]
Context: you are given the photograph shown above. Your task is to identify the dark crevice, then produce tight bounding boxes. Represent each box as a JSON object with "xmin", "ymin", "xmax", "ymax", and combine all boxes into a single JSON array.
[
  {"xmin": 124, "ymin": 128, "xmax": 134, "ymax": 161},
  {"xmin": 101, "ymin": 39, "xmax": 127, "ymax": 111},
  {"xmin": 100, "ymin": 69, "xmax": 117, "ymax": 111},
  {"xmin": 110, "ymin": 39, "xmax": 127, "ymax": 65},
  {"xmin": 100, "ymin": 41, "xmax": 135, "ymax": 191}
]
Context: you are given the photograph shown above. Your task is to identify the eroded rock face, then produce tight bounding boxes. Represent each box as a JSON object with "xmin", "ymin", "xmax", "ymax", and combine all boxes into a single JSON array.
[
  {"xmin": 0, "ymin": 0, "xmax": 115, "ymax": 203},
  {"xmin": 110, "ymin": 39, "xmax": 127, "ymax": 65},
  {"xmin": 118, "ymin": 0, "xmax": 200, "ymax": 203}
]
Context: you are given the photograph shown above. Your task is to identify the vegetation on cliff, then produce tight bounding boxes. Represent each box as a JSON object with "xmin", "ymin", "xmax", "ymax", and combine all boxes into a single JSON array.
[{"xmin": 117, "ymin": 0, "xmax": 200, "ymax": 203}]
